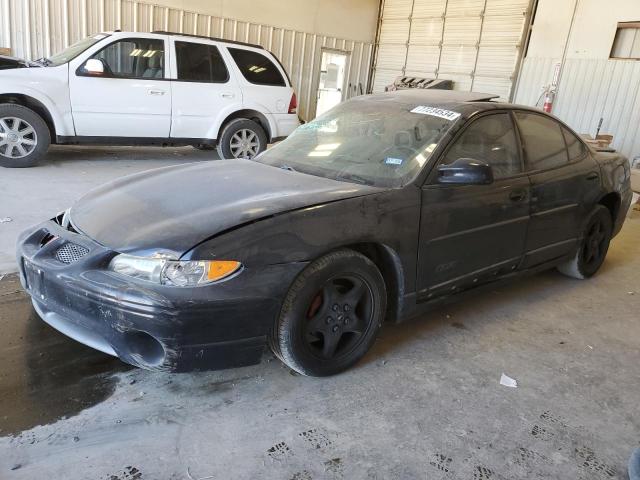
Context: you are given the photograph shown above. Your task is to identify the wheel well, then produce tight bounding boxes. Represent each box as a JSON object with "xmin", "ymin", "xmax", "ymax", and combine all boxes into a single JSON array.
[
  {"xmin": 599, "ymin": 192, "xmax": 621, "ymax": 222},
  {"xmin": 346, "ymin": 243, "xmax": 404, "ymax": 323},
  {"xmin": 0, "ymin": 94, "xmax": 56, "ymax": 140},
  {"xmin": 219, "ymin": 109, "xmax": 272, "ymax": 142}
]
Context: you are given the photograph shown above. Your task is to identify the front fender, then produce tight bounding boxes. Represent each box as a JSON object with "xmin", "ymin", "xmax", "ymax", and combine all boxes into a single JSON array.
[
  {"xmin": 0, "ymin": 66, "xmax": 75, "ymax": 136},
  {"xmin": 183, "ymin": 188, "xmax": 421, "ymax": 299}
]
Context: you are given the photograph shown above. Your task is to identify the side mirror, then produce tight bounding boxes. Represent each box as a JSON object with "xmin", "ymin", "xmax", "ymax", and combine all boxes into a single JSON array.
[
  {"xmin": 83, "ymin": 58, "xmax": 105, "ymax": 75},
  {"xmin": 437, "ymin": 158, "xmax": 494, "ymax": 185}
]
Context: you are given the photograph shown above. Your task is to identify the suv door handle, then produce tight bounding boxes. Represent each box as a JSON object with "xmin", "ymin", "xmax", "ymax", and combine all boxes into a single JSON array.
[
  {"xmin": 148, "ymin": 89, "xmax": 166, "ymax": 96},
  {"xmin": 221, "ymin": 92, "xmax": 235, "ymax": 99},
  {"xmin": 586, "ymin": 172, "xmax": 599, "ymax": 181},
  {"xmin": 509, "ymin": 189, "xmax": 528, "ymax": 203}
]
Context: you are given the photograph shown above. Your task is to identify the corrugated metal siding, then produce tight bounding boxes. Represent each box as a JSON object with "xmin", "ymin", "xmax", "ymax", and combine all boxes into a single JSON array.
[
  {"xmin": 0, "ymin": 0, "xmax": 373, "ymax": 122},
  {"xmin": 514, "ymin": 57, "xmax": 640, "ymax": 161},
  {"xmin": 373, "ymin": 0, "xmax": 532, "ymax": 99}
]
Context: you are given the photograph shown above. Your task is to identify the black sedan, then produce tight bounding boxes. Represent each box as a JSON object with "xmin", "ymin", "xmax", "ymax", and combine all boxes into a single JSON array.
[{"xmin": 17, "ymin": 90, "xmax": 632, "ymax": 376}]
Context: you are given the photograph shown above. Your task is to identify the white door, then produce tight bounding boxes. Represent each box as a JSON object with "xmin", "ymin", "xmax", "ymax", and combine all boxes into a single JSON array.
[
  {"xmin": 69, "ymin": 36, "xmax": 171, "ymax": 137},
  {"xmin": 169, "ymin": 39, "xmax": 242, "ymax": 140},
  {"xmin": 315, "ymin": 50, "xmax": 348, "ymax": 117}
]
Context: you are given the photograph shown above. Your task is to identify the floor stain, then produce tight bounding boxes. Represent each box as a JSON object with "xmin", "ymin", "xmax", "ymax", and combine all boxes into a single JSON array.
[{"xmin": 0, "ymin": 274, "xmax": 130, "ymax": 436}]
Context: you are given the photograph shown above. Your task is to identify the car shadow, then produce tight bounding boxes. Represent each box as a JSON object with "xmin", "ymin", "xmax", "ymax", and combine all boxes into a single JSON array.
[{"xmin": 45, "ymin": 145, "xmax": 219, "ymax": 165}]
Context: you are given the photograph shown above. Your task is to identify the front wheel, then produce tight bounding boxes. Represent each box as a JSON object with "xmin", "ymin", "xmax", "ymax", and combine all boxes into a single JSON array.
[
  {"xmin": 216, "ymin": 118, "xmax": 267, "ymax": 160},
  {"xmin": 270, "ymin": 249, "xmax": 387, "ymax": 377},
  {"xmin": 0, "ymin": 104, "xmax": 50, "ymax": 168},
  {"xmin": 557, "ymin": 205, "xmax": 613, "ymax": 279}
]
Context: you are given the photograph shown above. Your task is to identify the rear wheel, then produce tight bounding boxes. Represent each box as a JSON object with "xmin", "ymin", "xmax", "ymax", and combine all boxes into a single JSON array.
[
  {"xmin": 270, "ymin": 249, "xmax": 387, "ymax": 377},
  {"xmin": 216, "ymin": 118, "xmax": 267, "ymax": 160},
  {"xmin": 0, "ymin": 104, "xmax": 50, "ymax": 168},
  {"xmin": 557, "ymin": 205, "xmax": 613, "ymax": 279}
]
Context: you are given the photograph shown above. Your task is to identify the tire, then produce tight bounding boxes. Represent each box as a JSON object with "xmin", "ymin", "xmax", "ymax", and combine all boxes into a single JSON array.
[
  {"xmin": 0, "ymin": 103, "xmax": 50, "ymax": 168},
  {"xmin": 557, "ymin": 205, "xmax": 613, "ymax": 279},
  {"xmin": 216, "ymin": 118, "xmax": 267, "ymax": 160},
  {"xmin": 270, "ymin": 249, "xmax": 387, "ymax": 377}
]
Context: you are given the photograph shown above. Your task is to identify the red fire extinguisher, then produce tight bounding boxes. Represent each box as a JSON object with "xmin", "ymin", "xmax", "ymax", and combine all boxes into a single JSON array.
[{"xmin": 542, "ymin": 85, "xmax": 555, "ymax": 113}]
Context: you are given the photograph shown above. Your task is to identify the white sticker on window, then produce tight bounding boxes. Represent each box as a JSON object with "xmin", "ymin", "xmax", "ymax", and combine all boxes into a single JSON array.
[
  {"xmin": 410, "ymin": 106, "xmax": 461, "ymax": 121},
  {"xmin": 384, "ymin": 157, "xmax": 403, "ymax": 165}
]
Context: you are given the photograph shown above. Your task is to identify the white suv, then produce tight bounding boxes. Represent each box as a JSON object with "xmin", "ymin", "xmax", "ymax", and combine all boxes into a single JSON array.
[{"xmin": 0, "ymin": 31, "xmax": 300, "ymax": 168}]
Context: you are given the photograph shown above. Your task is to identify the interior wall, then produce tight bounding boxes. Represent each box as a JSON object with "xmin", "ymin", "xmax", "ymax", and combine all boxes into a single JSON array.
[
  {"xmin": 526, "ymin": 0, "xmax": 640, "ymax": 60},
  {"xmin": 149, "ymin": 0, "xmax": 380, "ymax": 43}
]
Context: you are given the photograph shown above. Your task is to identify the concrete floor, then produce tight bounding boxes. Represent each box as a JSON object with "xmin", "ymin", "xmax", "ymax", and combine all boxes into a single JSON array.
[
  {"xmin": 0, "ymin": 145, "xmax": 215, "ymax": 273},
  {"xmin": 1, "ymin": 210, "xmax": 639, "ymax": 479}
]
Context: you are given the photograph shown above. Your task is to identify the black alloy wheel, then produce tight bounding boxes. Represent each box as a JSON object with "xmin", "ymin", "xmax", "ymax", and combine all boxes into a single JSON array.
[{"xmin": 271, "ymin": 249, "xmax": 387, "ymax": 376}]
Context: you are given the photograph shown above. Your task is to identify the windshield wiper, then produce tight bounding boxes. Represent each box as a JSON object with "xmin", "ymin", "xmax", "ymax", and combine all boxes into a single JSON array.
[
  {"xmin": 32, "ymin": 57, "xmax": 52, "ymax": 66},
  {"xmin": 279, "ymin": 164, "xmax": 297, "ymax": 172},
  {"xmin": 334, "ymin": 173, "xmax": 372, "ymax": 186}
]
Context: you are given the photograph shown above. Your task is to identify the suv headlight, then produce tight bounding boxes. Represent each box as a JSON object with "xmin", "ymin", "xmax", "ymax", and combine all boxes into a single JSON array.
[{"xmin": 108, "ymin": 254, "xmax": 241, "ymax": 287}]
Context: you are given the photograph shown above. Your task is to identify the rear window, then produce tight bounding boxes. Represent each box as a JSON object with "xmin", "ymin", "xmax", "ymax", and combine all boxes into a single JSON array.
[
  {"xmin": 176, "ymin": 41, "xmax": 228, "ymax": 83},
  {"xmin": 228, "ymin": 47, "xmax": 286, "ymax": 87}
]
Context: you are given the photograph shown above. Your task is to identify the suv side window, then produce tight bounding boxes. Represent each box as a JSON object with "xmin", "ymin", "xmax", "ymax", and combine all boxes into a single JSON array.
[
  {"xmin": 89, "ymin": 38, "xmax": 165, "ymax": 78},
  {"xmin": 442, "ymin": 113, "xmax": 522, "ymax": 180},
  {"xmin": 562, "ymin": 127, "xmax": 588, "ymax": 162},
  {"xmin": 175, "ymin": 41, "xmax": 229, "ymax": 83},
  {"xmin": 228, "ymin": 48, "xmax": 286, "ymax": 87},
  {"xmin": 515, "ymin": 112, "xmax": 569, "ymax": 171}
]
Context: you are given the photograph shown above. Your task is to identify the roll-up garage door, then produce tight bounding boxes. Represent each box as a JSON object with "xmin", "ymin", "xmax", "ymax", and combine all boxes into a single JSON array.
[{"xmin": 372, "ymin": 0, "xmax": 532, "ymax": 100}]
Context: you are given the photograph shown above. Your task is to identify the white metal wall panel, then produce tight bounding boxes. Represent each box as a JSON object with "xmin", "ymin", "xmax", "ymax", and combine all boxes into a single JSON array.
[
  {"xmin": 514, "ymin": 57, "xmax": 640, "ymax": 161},
  {"xmin": 0, "ymin": 0, "xmax": 372, "ymax": 122},
  {"xmin": 373, "ymin": 0, "xmax": 531, "ymax": 99}
]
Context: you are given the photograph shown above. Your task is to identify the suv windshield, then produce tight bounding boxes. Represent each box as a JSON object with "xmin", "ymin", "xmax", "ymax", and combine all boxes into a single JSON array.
[
  {"xmin": 254, "ymin": 98, "xmax": 458, "ymax": 188},
  {"xmin": 46, "ymin": 34, "xmax": 108, "ymax": 66}
]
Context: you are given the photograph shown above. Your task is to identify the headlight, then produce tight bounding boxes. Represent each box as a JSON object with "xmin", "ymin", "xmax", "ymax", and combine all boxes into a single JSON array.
[{"xmin": 108, "ymin": 254, "xmax": 241, "ymax": 287}]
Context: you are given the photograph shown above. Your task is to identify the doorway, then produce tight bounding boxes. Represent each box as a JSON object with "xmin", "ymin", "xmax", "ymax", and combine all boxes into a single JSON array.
[{"xmin": 315, "ymin": 49, "xmax": 349, "ymax": 118}]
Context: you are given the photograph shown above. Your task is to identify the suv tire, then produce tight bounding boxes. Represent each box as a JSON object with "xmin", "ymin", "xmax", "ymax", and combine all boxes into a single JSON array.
[
  {"xmin": 216, "ymin": 118, "xmax": 267, "ymax": 160},
  {"xmin": 0, "ymin": 103, "xmax": 50, "ymax": 168}
]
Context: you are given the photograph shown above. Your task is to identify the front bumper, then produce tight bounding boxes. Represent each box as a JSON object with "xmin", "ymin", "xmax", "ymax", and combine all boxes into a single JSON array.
[{"xmin": 16, "ymin": 220, "xmax": 306, "ymax": 372}]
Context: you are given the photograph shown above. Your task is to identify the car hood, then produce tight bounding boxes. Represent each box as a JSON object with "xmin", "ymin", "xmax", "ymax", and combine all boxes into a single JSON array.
[
  {"xmin": 0, "ymin": 55, "xmax": 38, "ymax": 70},
  {"xmin": 70, "ymin": 159, "xmax": 382, "ymax": 256}
]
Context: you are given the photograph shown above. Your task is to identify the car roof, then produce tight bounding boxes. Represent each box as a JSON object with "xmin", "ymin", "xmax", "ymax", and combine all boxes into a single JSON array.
[
  {"xmin": 377, "ymin": 89, "xmax": 501, "ymax": 104},
  {"xmin": 150, "ymin": 31, "xmax": 264, "ymax": 50}
]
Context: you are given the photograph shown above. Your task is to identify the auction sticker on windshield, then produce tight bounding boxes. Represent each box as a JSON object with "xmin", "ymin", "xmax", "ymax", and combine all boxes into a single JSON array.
[{"xmin": 410, "ymin": 106, "xmax": 461, "ymax": 121}]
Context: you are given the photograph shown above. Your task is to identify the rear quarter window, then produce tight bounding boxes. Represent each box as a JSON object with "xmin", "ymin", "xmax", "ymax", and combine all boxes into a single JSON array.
[{"xmin": 228, "ymin": 47, "xmax": 286, "ymax": 87}]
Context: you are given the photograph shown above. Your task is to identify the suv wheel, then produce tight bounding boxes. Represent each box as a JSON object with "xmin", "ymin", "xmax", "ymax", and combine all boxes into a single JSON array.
[
  {"xmin": 270, "ymin": 249, "xmax": 387, "ymax": 377},
  {"xmin": 216, "ymin": 118, "xmax": 267, "ymax": 160},
  {"xmin": 0, "ymin": 104, "xmax": 50, "ymax": 168}
]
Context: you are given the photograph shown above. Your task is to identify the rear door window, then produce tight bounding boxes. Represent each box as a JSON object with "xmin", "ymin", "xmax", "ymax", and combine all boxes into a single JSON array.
[
  {"xmin": 442, "ymin": 113, "xmax": 522, "ymax": 180},
  {"xmin": 228, "ymin": 48, "xmax": 286, "ymax": 86},
  {"xmin": 175, "ymin": 41, "xmax": 228, "ymax": 83},
  {"xmin": 515, "ymin": 112, "xmax": 569, "ymax": 171}
]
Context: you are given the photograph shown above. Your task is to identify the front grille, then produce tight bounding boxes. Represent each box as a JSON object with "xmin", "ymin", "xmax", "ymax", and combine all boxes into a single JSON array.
[{"xmin": 55, "ymin": 243, "xmax": 89, "ymax": 264}]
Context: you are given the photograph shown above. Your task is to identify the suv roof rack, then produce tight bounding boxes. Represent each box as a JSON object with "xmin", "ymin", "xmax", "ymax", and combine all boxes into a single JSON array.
[{"xmin": 151, "ymin": 31, "xmax": 264, "ymax": 50}]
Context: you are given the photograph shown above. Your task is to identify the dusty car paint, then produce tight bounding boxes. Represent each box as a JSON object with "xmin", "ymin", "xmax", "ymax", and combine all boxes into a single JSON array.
[{"xmin": 16, "ymin": 91, "xmax": 633, "ymax": 372}]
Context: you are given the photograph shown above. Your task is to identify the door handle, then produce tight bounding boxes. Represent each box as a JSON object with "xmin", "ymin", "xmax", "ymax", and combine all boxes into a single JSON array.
[
  {"xmin": 148, "ymin": 89, "xmax": 166, "ymax": 96},
  {"xmin": 586, "ymin": 172, "xmax": 599, "ymax": 181},
  {"xmin": 509, "ymin": 189, "xmax": 528, "ymax": 202},
  {"xmin": 221, "ymin": 92, "xmax": 235, "ymax": 99}
]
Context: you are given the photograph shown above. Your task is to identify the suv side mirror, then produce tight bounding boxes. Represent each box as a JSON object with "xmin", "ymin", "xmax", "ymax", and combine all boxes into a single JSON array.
[
  {"xmin": 437, "ymin": 158, "xmax": 494, "ymax": 185},
  {"xmin": 83, "ymin": 58, "xmax": 105, "ymax": 75}
]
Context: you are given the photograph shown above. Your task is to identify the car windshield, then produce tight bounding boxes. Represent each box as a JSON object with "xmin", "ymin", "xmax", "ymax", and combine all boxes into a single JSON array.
[
  {"xmin": 254, "ymin": 98, "xmax": 459, "ymax": 188},
  {"xmin": 45, "ymin": 34, "xmax": 108, "ymax": 66}
]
